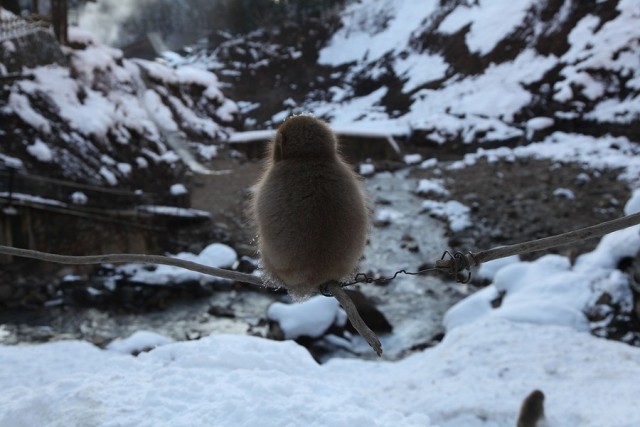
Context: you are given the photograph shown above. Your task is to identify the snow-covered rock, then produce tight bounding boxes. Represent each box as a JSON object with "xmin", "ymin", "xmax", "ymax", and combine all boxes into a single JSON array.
[{"xmin": 1, "ymin": 25, "xmax": 238, "ymax": 188}]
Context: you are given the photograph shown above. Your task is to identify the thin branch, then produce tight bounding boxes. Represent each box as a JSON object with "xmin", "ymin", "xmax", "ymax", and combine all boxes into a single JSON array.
[
  {"xmin": 327, "ymin": 281, "xmax": 383, "ymax": 356},
  {"xmin": 0, "ymin": 245, "xmax": 264, "ymax": 287},
  {"xmin": 0, "ymin": 245, "xmax": 383, "ymax": 354}
]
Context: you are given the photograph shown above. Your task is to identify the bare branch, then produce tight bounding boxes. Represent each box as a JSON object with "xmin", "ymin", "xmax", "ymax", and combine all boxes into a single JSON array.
[
  {"xmin": 327, "ymin": 281, "xmax": 383, "ymax": 356},
  {"xmin": 0, "ymin": 245, "xmax": 383, "ymax": 354}
]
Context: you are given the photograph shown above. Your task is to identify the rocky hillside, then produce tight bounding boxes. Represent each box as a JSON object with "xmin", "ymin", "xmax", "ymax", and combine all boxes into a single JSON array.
[
  {"xmin": 0, "ymin": 11, "xmax": 239, "ymax": 192},
  {"xmin": 192, "ymin": 0, "xmax": 639, "ymax": 151},
  {"xmin": 3, "ymin": 1, "xmax": 637, "ymax": 187}
]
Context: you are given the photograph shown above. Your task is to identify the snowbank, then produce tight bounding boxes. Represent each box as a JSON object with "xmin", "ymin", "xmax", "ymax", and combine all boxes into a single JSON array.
[
  {"xmin": 1, "ymin": 317, "xmax": 639, "ymax": 426},
  {"xmin": 450, "ymin": 132, "xmax": 640, "ymax": 185},
  {"xmin": 445, "ymin": 192, "xmax": 640, "ymax": 335}
]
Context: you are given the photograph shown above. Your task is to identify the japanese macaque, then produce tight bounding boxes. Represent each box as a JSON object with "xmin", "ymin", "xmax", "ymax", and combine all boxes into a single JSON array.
[
  {"xmin": 251, "ymin": 115, "xmax": 369, "ymax": 299},
  {"xmin": 517, "ymin": 390, "xmax": 546, "ymax": 427}
]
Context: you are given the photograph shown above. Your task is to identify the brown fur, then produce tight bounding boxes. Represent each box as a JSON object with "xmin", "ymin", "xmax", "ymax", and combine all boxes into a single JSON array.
[
  {"xmin": 517, "ymin": 390, "xmax": 545, "ymax": 427},
  {"xmin": 251, "ymin": 115, "xmax": 369, "ymax": 298}
]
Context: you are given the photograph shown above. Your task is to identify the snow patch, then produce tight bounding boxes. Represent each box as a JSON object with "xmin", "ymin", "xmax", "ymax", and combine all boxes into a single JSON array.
[
  {"xmin": 319, "ymin": 0, "xmax": 439, "ymax": 65},
  {"xmin": 438, "ymin": 0, "xmax": 535, "ymax": 55},
  {"xmin": 106, "ymin": 330, "xmax": 173, "ymax": 355},
  {"xmin": 403, "ymin": 153, "xmax": 422, "ymax": 165},
  {"xmin": 422, "ymin": 200, "xmax": 471, "ymax": 232},
  {"xmin": 99, "ymin": 166, "xmax": 118, "ymax": 186},
  {"xmin": 70, "ymin": 191, "xmax": 88, "ymax": 205},
  {"xmin": 7, "ymin": 92, "xmax": 51, "ymax": 133},
  {"xmin": 415, "ymin": 179, "xmax": 449, "ymax": 197},
  {"xmin": 170, "ymin": 184, "xmax": 188, "ymax": 196},
  {"xmin": 359, "ymin": 163, "xmax": 375, "ymax": 176},
  {"xmin": 553, "ymin": 187, "xmax": 575, "ymax": 200},
  {"xmin": 116, "ymin": 243, "xmax": 237, "ymax": 286},
  {"xmin": 268, "ymin": 296, "xmax": 346, "ymax": 340},
  {"xmin": 26, "ymin": 139, "xmax": 53, "ymax": 162}
]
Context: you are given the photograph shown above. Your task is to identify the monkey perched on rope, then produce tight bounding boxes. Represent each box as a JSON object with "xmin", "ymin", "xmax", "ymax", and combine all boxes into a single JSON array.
[
  {"xmin": 251, "ymin": 115, "xmax": 370, "ymax": 299},
  {"xmin": 250, "ymin": 115, "xmax": 382, "ymax": 355}
]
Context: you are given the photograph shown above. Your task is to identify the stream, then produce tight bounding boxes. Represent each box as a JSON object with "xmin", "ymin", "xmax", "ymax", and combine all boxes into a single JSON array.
[{"xmin": 0, "ymin": 169, "xmax": 470, "ymax": 360}]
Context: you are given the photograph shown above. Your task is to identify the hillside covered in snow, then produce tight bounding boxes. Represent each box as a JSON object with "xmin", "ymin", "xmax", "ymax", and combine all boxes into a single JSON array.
[
  {"xmin": 196, "ymin": 0, "xmax": 639, "ymax": 149},
  {"xmin": 1, "ymin": 14, "xmax": 238, "ymax": 190},
  {"xmin": 3, "ymin": 0, "xmax": 639, "ymax": 184}
]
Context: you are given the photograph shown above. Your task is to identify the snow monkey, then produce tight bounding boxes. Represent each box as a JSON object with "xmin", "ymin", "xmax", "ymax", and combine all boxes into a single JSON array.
[
  {"xmin": 251, "ymin": 115, "xmax": 369, "ymax": 298},
  {"xmin": 516, "ymin": 390, "xmax": 545, "ymax": 427}
]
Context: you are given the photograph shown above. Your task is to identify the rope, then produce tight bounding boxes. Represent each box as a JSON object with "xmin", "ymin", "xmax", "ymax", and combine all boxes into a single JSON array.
[
  {"xmin": 337, "ymin": 266, "xmax": 441, "ymax": 288},
  {"xmin": 0, "ymin": 245, "xmax": 264, "ymax": 287},
  {"xmin": 2, "ymin": 211, "xmax": 639, "ymax": 356},
  {"xmin": 435, "ymin": 211, "xmax": 640, "ymax": 279},
  {"xmin": 1, "ymin": 211, "xmax": 639, "ymax": 286}
]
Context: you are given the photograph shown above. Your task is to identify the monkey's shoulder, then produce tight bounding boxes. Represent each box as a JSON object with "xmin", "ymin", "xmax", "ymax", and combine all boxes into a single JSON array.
[
  {"xmin": 266, "ymin": 159, "xmax": 357, "ymax": 185},
  {"xmin": 257, "ymin": 160, "xmax": 364, "ymax": 213}
]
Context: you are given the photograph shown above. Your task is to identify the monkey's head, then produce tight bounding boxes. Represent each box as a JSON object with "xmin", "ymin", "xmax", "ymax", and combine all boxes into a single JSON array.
[
  {"xmin": 271, "ymin": 115, "xmax": 338, "ymax": 162},
  {"xmin": 517, "ymin": 389, "xmax": 545, "ymax": 427},
  {"xmin": 527, "ymin": 390, "xmax": 545, "ymax": 412}
]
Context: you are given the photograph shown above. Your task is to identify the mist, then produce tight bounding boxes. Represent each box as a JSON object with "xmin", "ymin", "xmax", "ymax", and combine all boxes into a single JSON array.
[
  {"xmin": 77, "ymin": 0, "xmax": 217, "ymax": 48},
  {"xmin": 77, "ymin": 0, "xmax": 142, "ymax": 46}
]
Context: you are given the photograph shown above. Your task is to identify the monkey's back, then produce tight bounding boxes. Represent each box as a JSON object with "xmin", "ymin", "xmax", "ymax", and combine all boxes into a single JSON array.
[{"xmin": 254, "ymin": 158, "xmax": 368, "ymax": 296}]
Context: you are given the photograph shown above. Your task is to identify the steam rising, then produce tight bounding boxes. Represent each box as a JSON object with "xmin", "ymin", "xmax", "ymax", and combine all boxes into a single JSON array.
[{"xmin": 77, "ymin": 0, "xmax": 147, "ymax": 46}]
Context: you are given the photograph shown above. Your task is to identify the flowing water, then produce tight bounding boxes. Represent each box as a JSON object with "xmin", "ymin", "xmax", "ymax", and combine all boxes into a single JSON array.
[{"xmin": 0, "ymin": 169, "xmax": 470, "ymax": 360}]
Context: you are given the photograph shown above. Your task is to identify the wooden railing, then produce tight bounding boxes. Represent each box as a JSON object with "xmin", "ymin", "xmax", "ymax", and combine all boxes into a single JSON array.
[
  {"xmin": 0, "ymin": 168, "xmax": 181, "ymax": 211},
  {"xmin": 0, "ymin": 12, "xmax": 52, "ymax": 43}
]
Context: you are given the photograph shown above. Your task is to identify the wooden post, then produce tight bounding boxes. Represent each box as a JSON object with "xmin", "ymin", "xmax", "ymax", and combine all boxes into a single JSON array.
[
  {"xmin": 51, "ymin": 0, "xmax": 67, "ymax": 44},
  {"xmin": 61, "ymin": 0, "xmax": 67, "ymax": 44}
]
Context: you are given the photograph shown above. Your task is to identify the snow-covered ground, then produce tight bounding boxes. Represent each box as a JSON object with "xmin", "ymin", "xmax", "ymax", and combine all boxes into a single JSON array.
[
  {"xmin": 1, "ymin": 287, "xmax": 639, "ymax": 427},
  {"xmin": 1, "ymin": 171, "xmax": 639, "ymax": 427}
]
